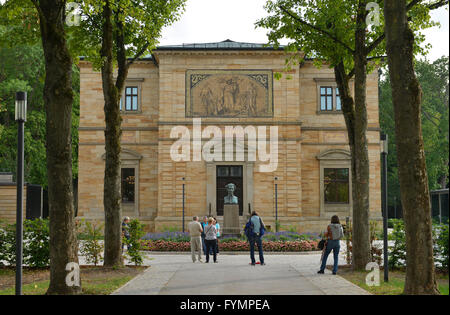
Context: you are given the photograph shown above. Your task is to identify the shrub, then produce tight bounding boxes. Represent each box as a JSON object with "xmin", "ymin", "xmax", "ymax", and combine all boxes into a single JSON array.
[
  {"xmin": 23, "ymin": 219, "xmax": 50, "ymax": 268},
  {"xmin": 0, "ymin": 219, "xmax": 50, "ymax": 267},
  {"xmin": 124, "ymin": 219, "xmax": 145, "ymax": 266},
  {"xmin": 343, "ymin": 221, "xmax": 352, "ymax": 265},
  {"xmin": 388, "ymin": 219, "xmax": 406, "ymax": 269},
  {"xmin": 78, "ymin": 220, "xmax": 104, "ymax": 266},
  {"xmin": 0, "ymin": 221, "xmax": 16, "ymax": 266},
  {"xmin": 369, "ymin": 221, "xmax": 382, "ymax": 265},
  {"xmin": 435, "ymin": 223, "xmax": 449, "ymax": 272}
]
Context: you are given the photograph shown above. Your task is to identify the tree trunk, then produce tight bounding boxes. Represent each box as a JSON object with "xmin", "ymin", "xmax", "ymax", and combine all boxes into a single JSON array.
[
  {"xmin": 101, "ymin": 0, "xmax": 123, "ymax": 267},
  {"xmin": 334, "ymin": 59, "xmax": 371, "ymax": 270},
  {"xmin": 384, "ymin": 0, "xmax": 439, "ymax": 295},
  {"xmin": 331, "ymin": 1, "xmax": 372, "ymax": 270},
  {"xmin": 34, "ymin": 0, "xmax": 81, "ymax": 294},
  {"xmin": 351, "ymin": 1, "xmax": 372, "ymax": 270}
]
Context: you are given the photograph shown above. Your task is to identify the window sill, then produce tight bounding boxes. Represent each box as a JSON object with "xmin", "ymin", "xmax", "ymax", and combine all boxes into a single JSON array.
[
  {"xmin": 120, "ymin": 110, "xmax": 142, "ymax": 115},
  {"xmin": 316, "ymin": 110, "xmax": 343, "ymax": 115}
]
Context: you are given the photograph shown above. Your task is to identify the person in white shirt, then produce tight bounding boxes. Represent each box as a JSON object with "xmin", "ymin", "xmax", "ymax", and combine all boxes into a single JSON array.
[{"xmin": 204, "ymin": 217, "xmax": 218, "ymax": 263}]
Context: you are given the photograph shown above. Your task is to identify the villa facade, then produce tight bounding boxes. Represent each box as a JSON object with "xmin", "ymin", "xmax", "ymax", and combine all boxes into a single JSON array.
[{"xmin": 77, "ymin": 40, "xmax": 382, "ymax": 232}]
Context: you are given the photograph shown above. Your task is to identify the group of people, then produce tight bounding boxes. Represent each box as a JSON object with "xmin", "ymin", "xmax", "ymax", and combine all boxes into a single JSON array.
[
  {"xmin": 126, "ymin": 212, "xmax": 344, "ymax": 274},
  {"xmin": 188, "ymin": 213, "xmax": 344, "ymax": 275},
  {"xmin": 188, "ymin": 211, "xmax": 266, "ymax": 266},
  {"xmin": 188, "ymin": 216, "xmax": 221, "ymax": 263}
]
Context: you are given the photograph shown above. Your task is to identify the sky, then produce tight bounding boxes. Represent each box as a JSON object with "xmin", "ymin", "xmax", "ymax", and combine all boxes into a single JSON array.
[
  {"xmin": 0, "ymin": 0, "xmax": 447, "ymax": 60},
  {"xmin": 159, "ymin": 0, "xmax": 449, "ymax": 61}
]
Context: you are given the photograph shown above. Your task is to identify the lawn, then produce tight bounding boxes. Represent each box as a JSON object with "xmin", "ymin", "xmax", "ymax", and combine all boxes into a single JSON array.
[
  {"xmin": 0, "ymin": 265, "xmax": 146, "ymax": 295},
  {"xmin": 334, "ymin": 265, "xmax": 449, "ymax": 295}
]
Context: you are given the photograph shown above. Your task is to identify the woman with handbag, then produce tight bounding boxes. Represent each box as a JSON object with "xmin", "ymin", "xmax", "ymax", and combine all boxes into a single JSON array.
[{"xmin": 318, "ymin": 215, "xmax": 344, "ymax": 275}]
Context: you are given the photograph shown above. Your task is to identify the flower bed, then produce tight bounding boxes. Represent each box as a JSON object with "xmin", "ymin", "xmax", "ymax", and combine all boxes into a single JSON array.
[
  {"xmin": 141, "ymin": 239, "xmax": 319, "ymax": 252},
  {"xmin": 142, "ymin": 231, "xmax": 320, "ymax": 243}
]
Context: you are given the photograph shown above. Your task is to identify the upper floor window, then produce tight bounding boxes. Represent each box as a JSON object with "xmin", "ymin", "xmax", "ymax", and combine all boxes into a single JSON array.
[
  {"xmin": 120, "ymin": 86, "xmax": 139, "ymax": 111},
  {"xmin": 118, "ymin": 78, "xmax": 144, "ymax": 113},
  {"xmin": 335, "ymin": 88, "xmax": 341, "ymax": 111},
  {"xmin": 315, "ymin": 79, "xmax": 344, "ymax": 113},
  {"xmin": 319, "ymin": 86, "xmax": 341, "ymax": 112},
  {"xmin": 320, "ymin": 87, "xmax": 333, "ymax": 111}
]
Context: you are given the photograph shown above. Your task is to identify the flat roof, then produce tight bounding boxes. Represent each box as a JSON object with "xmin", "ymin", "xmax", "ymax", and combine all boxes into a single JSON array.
[{"xmin": 154, "ymin": 39, "xmax": 285, "ymax": 51}]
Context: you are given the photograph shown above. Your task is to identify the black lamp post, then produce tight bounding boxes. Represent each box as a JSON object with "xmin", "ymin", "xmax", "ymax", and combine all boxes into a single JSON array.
[
  {"xmin": 182, "ymin": 177, "xmax": 185, "ymax": 233},
  {"xmin": 15, "ymin": 91, "xmax": 27, "ymax": 295},
  {"xmin": 274, "ymin": 177, "xmax": 278, "ymax": 232},
  {"xmin": 380, "ymin": 132, "xmax": 389, "ymax": 282}
]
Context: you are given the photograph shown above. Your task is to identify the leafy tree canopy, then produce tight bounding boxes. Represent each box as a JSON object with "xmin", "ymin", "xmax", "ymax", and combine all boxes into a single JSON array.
[
  {"xmin": 70, "ymin": 0, "xmax": 186, "ymax": 69},
  {"xmin": 256, "ymin": 0, "xmax": 440, "ymax": 75},
  {"xmin": 0, "ymin": 13, "xmax": 80, "ymax": 188},
  {"xmin": 380, "ymin": 56, "xmax": 449, "ymax": 205}
]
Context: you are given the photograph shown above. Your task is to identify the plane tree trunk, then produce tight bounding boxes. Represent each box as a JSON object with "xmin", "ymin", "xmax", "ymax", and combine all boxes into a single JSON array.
[
  {"xmin": 384, "ymin": 0, "xmax": 439, "ymax": 295},
  {"xmin": 33, "ymin": 0, "xmax": 81, "ymax": 294}
]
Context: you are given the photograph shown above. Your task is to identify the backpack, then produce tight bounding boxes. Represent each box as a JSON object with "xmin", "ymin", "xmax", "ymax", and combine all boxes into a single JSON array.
[
  {"xmin": 244, "ymin": 219, "xmax": 254, "ymax": 239},
  {"xmin": 329, "ymin": 224, "xmax": 344, "ymax": 240},
  {"xmin": 244, "ymin": 217, "xmax": 265, "ymax": 238}
]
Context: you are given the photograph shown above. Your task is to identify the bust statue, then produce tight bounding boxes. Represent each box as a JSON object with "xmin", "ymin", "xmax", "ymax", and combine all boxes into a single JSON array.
[{"xmin": 224, "ymin": 183, "xmax": 238, "ymax": 204}]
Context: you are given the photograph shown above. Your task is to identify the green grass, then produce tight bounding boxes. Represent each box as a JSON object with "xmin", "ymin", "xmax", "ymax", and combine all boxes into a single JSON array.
[
  {"xmin": 338, "ymin": 267, "xmax": 449, "ymax": 295},
  {"xmin": 0, "ymin": 276, "xmax": 134, "ymax": 295}
]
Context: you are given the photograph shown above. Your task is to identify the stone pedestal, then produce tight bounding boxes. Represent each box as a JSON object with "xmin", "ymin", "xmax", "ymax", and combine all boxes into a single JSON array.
[{"xmin": 222, "ymin": 204, "xmax": 240, "ymax": 238}]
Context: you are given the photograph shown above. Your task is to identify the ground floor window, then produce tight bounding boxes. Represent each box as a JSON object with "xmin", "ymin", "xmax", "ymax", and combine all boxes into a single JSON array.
[
  {"xmin": 121, "ymin": 168, "xmax": 135, "ymax": 203},
  {"xmin": 324, "ymin": 168, "xmax": 349, "ymax": 203}
]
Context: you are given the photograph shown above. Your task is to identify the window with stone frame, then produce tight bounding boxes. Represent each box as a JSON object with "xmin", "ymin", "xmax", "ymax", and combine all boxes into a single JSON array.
[
  {"xmin": 315, "ymin": 79, "xmax": 344, "ymax": 113},
  {"xmin": 324, "ymin": 168, "xmax": 349, "ymax": 203},
  {"xmin": 118, "ymin": 79, "xmax": 144, "ymax": 113},
  {"xmin": 102, "ymin": 149, "xmax": 141, "ymax": 217},
  {"xmin": 317, "ymin": 149, "xmax": 352, "ymax": 216},
  {"xmin": 120, "ymin": 86, "xmax": 139, "ymax": 111},
  {"xmin": 320, "ymin": 86, "xmax": 333, "ymax": 111},
  {"xmin": 121, "ymin": 168, "xmax": 135, "ymax": 203},
  {"xmin": 335, "ymin": 87, "xmax": 341, "ymax": 111}
]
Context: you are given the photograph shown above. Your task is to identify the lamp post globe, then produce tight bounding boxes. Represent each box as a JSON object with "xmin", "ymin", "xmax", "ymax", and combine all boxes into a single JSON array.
[{"xmin": 15, "ymin": 91, "xmax": 27, "ymax": 122}]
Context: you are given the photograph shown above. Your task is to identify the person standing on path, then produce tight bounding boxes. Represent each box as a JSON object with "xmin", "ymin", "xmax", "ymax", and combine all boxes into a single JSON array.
[
  {"xmin": 204, "ymin": 217, "xmax": 218, "ymax": 263},
  {"xmin": 121, "ymin": 216, "xmax": 131, "ymax": 252},
  {"xmin": 318, "ymin": 215, "xmax": 344, "ymax": 275},
  {"xmin": 188, "ymin": 216, "xmax": 203, "ymax": 263},
  {"xmin": 246, "ymin": 211, "xmax": 266, "ymax": 266},
  {"xmin": 201, "ymin": 216, "xmax": 208, "ymax": 255},
  {"xmin": 214, "ymin": 217, "xmax": 220, "ymax": 255}
]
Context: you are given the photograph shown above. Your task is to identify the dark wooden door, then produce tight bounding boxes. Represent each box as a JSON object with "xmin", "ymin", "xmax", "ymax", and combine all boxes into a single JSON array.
[{"xmin": 216, "ymin": 165, "xmax": 243, "ymax": 216}]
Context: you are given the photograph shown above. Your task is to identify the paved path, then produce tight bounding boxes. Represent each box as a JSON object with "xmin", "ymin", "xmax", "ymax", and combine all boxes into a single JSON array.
[{"xmin": 112, "ymin": 253, "xmax": 370, "ymax": 295}]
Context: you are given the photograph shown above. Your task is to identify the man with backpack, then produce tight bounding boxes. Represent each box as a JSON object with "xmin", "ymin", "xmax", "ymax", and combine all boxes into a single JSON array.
[{"xmin": 245, "ymin": 211, "xmax": 266, "ymax": 266}]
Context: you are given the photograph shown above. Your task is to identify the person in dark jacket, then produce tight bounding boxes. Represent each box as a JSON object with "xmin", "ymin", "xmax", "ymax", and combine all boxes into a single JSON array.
[
  {"xmin": 247, "ymin": 211, "xmax": 266, "ymax": 266},
  {"xmin": 122, "ymin": 216, "xmax": 131, "ymax": 251}
]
